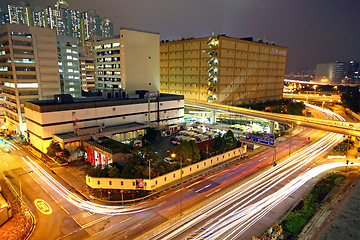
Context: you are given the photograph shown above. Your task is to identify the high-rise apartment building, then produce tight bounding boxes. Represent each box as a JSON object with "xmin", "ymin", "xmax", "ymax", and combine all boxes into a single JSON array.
[
  {"xmin": 160, "ymin": 35, "xmax": 287, "ymax": 105},
  {"xmin": 57, "ymin": 35, "xmax": 82, "ymax": 97},
  {"xmin": 4, "ymin": 1, "xmax": 114, "ymax": 44},
  {"xmin": 94, "ymin": 29, "xmax": 160, "ymax": 95},
  {"xmin": 315, "ymin": 60, "xmax": 360, "ymax": 85},
  {"xmin": 0, "ymin": 24, "xmax": 61, "ymax": 134}
]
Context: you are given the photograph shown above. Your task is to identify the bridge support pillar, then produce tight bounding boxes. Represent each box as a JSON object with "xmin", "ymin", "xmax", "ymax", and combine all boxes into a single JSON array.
[
  {"xmin": 269, "ymin": 121, "xmax": 279, "ymax": 135},
  {"xmin": 210, "ymin": 110, "xmax": 217, "ymax": 124}
]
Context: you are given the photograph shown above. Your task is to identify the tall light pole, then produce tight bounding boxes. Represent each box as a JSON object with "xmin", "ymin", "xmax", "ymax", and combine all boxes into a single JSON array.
[
  {"xmin": 289, "ymin": 122, "xmax": 293, "ymax": 156},
  {"xmin": 180, "ymin": 155, "xmax": 183, "ymax": 216},
  {"xmin": 172, "ymin": 153, "xmax": 183, "ymax": 217},
  {"xmin": 19, "ymin": 171, "xmax": 33, "ymax": 202},
  {"xmin": 147, "ymin": 159, "xmax": 152, "ymax": 180}
]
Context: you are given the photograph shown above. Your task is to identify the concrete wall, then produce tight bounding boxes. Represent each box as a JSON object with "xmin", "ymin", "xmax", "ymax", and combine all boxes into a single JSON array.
[
  {"xmin": 120, "ymin": 29, "xmax": 160, "ymax": 94},
  {"xmin": 86, "ymin": 145, "xmax": 247, "ymax": 190}
]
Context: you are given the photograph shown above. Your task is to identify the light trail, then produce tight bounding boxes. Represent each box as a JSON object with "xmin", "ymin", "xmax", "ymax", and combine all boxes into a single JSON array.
[
  {"xmin": 17, "ymin": 101, "xmax": 352, "ymax": 240},
  {"xmin": 23, "ymin": 156, "xmax": 151, "ymax": 215},
  {"xmin": 155, "ymin": 103, "xmax": 350, "ymax": 240}
]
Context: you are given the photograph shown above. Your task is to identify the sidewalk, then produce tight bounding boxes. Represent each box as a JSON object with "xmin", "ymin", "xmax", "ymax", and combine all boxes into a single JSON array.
[{"xmin": 0, "ymin": 174, "xmax": 35, "ymax": 240}]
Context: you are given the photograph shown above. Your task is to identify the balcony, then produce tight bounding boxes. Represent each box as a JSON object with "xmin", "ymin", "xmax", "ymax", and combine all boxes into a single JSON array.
[
  {"xmin": 208, "ymin": 57, "xmax": 218, "ymax": 66},
  {"xmin": 208, "ymin": 67, "xmax": 218, "ymax": 75},
  {"xmin": 208, "ymin": 75, "xmax": 218, "ymax": 83},
  {"xmin": 208, "ymin": 50, "xmax": 218, "ymax": 57}
]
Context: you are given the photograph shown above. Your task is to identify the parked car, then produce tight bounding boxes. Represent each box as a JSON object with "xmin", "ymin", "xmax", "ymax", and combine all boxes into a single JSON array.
[
  {"xmin": 6, "ymin": 135, "xmax": 12, "ymax": 140},
  {"xmin": 164, "ymin": 157, "xmax": 177, "ymax": 164}
]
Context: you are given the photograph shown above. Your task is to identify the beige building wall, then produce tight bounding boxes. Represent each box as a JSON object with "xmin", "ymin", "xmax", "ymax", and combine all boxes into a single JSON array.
[
  {"xmin": 160, "ymin": 35, "xmax": 287, "ymax": 105},
  {"xmin": 0, "ymin": 24, "xmax": 60, "ymax": 134},
  {"xmin": 120, "ymin": 28, "xmax": 160, "ymax": 95}
]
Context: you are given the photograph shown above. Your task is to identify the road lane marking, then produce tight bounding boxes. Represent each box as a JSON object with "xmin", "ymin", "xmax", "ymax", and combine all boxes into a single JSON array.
[
  {"xmin": 91, "ymin": 217, "xmax": 131, "ymax": 237},
  {"xmin": 131, "ymin": 222, "xmax": 142, "ymax": 230},
  {"xmin": 81, "ymin": 215, "xmax": 112, "ymax": 229},
  {"xmin": 195, "ymin": 184, "xmax": 211, "ymax": 193},
  {"xmin": 206, "ymin": 188, "xmax": 221, "ymax": 198},
  {"xmin": 61, "ymin": 205, "xmax": 69, "ymax": 215},
  {"xmin": 50, "ymin": 195, "xmax": 58, "ymax": 203},
  {"xmin": 41, "ymin": 186, "xmax": 48, "ymax": 193}
]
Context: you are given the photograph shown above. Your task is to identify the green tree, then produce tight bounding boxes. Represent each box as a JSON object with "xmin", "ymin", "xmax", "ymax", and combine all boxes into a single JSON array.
[
  {"xmin": 341, "ymin": 86, "xmax": 360, "ymax": 112},
  {"xmin": 212, "ymin": 134, "xmax": 226, "ymax": 154},
  {"xmin": 143, "ymin": 127, "xmax": 161, "ymax": 144},
  {"xmin": 223, "ymin": 130, "xmax": 237, "ymax": 151},
  {"xmin": 175, "ymin": 140, "xmax": 193, "ymax": 165},
  {"xmin": 47, "ymin": 140, "xmax": 62, "ymax": 157},
  {"xmin": 108, "ymin": 166, "xmax": 120, "ymax": 178},
  {"xmin": 189, "ymin": 140, "xmax": 201, "ymax": 163},
  {"xmin": 61, "ymin": 148, "xmax": 71, "ymax": 160}
]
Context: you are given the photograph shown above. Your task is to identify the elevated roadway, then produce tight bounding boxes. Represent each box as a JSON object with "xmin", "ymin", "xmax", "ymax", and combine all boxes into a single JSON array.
[
  {"xmin": 283, "ymin": 93, "xmax": 341, "ymax": 102},
  {"xmin": 184, "ymin": 99, "xmax": 360, "ymax": 137}
]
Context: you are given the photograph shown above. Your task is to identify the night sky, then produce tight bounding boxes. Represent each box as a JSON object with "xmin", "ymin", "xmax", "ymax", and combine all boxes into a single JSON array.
[{"xmin": 3, "ymin": 0, "xmax": 360, "ymax": 73}]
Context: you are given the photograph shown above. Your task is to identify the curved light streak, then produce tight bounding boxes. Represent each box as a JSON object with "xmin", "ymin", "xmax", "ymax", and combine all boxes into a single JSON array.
[
  {"xmin": 158, "ymin": 103, "xmax": 351, "ymax": 240},
  {"xmin": 23, "ymin": 156, "xmax": 151, "ymax": 215}
]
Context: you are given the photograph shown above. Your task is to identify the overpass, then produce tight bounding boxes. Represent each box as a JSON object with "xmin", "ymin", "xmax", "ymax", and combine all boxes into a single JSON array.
[
  {"xmin": 184, "ymin": 99, "xmax": 360, "ymax": 137},
  {"xmin": 283, "ymin": 93, "xmax": 341, "ymax": 103}
]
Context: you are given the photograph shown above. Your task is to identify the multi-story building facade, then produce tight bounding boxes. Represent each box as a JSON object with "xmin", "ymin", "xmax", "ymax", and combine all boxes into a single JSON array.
[
  {"xmin": 94, "ymin": 29, "xmax": 160, "ymax": 95},
  {"xmin": 160, "ymin": 35, "xmax": 287, "ymax": 105},
  {"xmin": 0, "ymin": 24, "xmax": 61, "ymax": 134},
  {"xmin": 57, "ymin": 35, "xmax": 82, "ymax": 97},
  {"xmin": 79, "ymin": 56, "xmax": 95, "ymax": 92},
  {"xmin": 24, "ymin": 93, "xmax": 184, "ymax": 156},
  {"xmin": 93, "ymin": 38, "xmax": 121, "ymax": 90}
]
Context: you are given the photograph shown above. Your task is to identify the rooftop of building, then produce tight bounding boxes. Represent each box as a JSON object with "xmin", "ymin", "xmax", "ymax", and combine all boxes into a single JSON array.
[
  {"xmin": 85, "ymin": 137, "xmax": 133, "ymax": 154},
  {"xmin": 53, "ymin": 122, "xmax": 149, "ymax": 146},
  {"xmin": 24, "ymin": 93, "xmax": 184, "ymax": 113},
  {"xmin": 160, "ymin": 34, "xmax": 286, "ymax": 48}
]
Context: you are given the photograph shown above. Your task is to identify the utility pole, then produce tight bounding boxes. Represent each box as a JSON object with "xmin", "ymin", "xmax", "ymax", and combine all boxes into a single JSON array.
[
  {"xmin": 19, "ymin": 171, "xmax": 33, "ymax": 202},
  {"xmin": 180, "ymin": 156, "xmax": 183, "ymax": 216},
  {"xmin": 148, "ymin": 159, "xmax": 151, "ymax": 180},
  {"xmin": 289, "ymin": 123, "xmax": 293, "ymax": 156},
  {"xmin": 273, "ymin": 148, "xmax": 277, "ymax": 166}
]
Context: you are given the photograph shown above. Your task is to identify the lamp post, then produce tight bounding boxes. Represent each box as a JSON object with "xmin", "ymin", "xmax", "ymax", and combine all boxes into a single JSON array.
[
  {"xmin": 172, "ymin": 153, "xmax": 183, "ymax": 216},
  {"xmin": 19, "ymin": 171, "xmax": 33, "ymax": 202},
  {"xmin": 147, "ymin": 159, "xmax": 151, "ymax": 180},
  {"xmin": 289, "ymin": 122, "xmax": 293, "ymax": 156}
]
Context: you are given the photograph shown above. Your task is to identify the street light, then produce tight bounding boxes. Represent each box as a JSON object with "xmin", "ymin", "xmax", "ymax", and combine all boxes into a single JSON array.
[
  {"xmin": 19, "ymin": 171, "xmax": 33, "ymax": 202},
  {"xmin": 147, "ymin": 159, "xmax": 152, "ymax": 180},
  {"xmin": 289, "ymin": 123, "xmax": 293, "ymax": 156},
  {"xmin": 172, "ymin": 153, "xmax": 183, "ymax": 216}
]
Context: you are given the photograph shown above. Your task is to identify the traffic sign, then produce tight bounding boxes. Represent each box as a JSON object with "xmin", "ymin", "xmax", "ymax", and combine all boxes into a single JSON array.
[
  {"xmin": 246, "ymin": 135, "xmax": 274, "ymax": 146},
  {"xmin": 264, "ymin": 133, "xmax": 275, "ymax": 139},
  {"xmin": 34, "ymin": 199, "xmax": 52, "ymax": 215}
]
